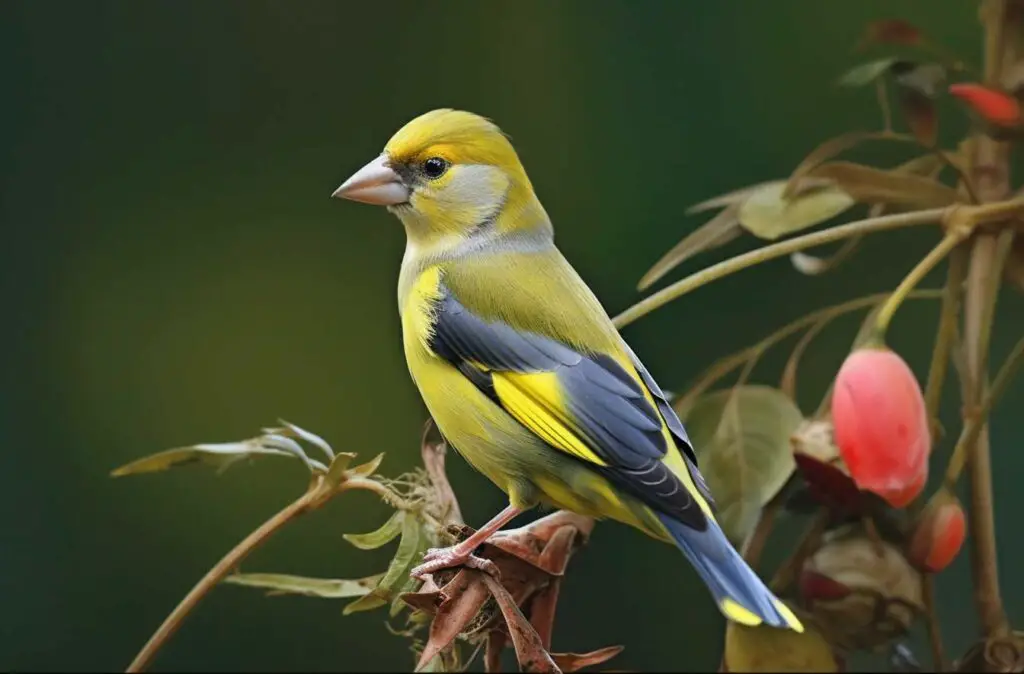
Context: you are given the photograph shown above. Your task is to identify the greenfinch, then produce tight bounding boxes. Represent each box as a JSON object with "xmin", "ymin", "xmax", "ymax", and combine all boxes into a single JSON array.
[{"xmin": 332, "ymin": 109, "xmax": 802, "ymax": 632}]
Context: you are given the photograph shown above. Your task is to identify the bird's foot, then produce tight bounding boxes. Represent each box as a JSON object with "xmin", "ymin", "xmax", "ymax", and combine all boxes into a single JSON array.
[{"xmin": 410, "ymin": 545, "xmax": 500, "ymax": 580}]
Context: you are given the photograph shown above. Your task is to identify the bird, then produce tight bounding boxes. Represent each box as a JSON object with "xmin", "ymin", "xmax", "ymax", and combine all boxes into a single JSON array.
[{"xmin": 331, "ymin": 108, "xmax": 803, "ymax": 632}]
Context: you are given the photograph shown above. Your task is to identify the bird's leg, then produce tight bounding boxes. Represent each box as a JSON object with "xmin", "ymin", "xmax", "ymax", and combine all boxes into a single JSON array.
[{"xmin": 411, "ymin": 504, "xmax": 522, "ymax": 579}]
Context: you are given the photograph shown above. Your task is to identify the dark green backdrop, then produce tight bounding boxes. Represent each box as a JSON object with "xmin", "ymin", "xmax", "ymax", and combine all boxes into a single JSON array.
[{"xmin": 3, "ymin": 1, "xmax": 1022, "ymax": 671}]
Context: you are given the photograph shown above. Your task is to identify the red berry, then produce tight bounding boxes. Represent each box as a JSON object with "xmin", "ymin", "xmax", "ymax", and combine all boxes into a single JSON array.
[
  {"xmin": 949, "ymin": 83, "xmax": 1022, "ymax": 127},
  {"xmin": 831, "ymin": 348, "xmax": 931, "ymax": 508}
]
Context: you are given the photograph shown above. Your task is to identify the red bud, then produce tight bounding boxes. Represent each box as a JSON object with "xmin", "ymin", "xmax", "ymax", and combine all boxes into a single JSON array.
[
  {"xmin": 907, "ymin": 491, "xmax": 967, "ymax": 572},
  {"xmin": 831, "ymin": 348, "xmax": 930, "ymax": 508},
  {"xmin": 949, "ymin": 83, "xmax": 1022, "ymax": 127}
]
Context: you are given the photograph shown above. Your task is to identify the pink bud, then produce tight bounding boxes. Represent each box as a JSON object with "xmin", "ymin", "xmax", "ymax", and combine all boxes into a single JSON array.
[
  {"xmin": 907, "ymin": 491, "xmax": 967, "ymax": 573},
  {"xmin": 831, "ymin": 348, "xmax": 930, "ymax": 508}
]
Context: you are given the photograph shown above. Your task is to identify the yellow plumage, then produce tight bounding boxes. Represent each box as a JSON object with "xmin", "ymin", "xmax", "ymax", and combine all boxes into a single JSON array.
[{"xmin": 333, "ymin": 108, "xmax": 803, "ymax": 632}]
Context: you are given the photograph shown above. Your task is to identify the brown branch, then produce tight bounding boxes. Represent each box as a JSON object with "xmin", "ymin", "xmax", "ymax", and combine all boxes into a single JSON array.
[
  {"xmin": 961, "ymin": 0, "xmax": 1015, "ymax": 642},
  {"xmin": 126, "ymin": 485, "xmax": 320, "ymax": 672}
]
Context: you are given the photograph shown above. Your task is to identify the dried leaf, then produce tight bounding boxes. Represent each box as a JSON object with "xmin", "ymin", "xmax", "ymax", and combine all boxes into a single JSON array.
[
  {"xmin": 859, "ymin": 19, "xmax": 922, "ymax": 48},
  {"xmin": 110, "ymin": 440, "xmax": 296, "ymax": 477},
  {"xmin": 838, "ymin": 58, "xmax": 899, "ymax": 87},
  {"xmin": 551, "ymin": 646, "xmax": 625, "ymax": 672},
  {"xmin": 784, "ymin": 131, "xmax": 880, "ymax": 199},
  {"xmin": 481, "ymin": 575, "xmax": 560, "ymax": 673},
  {"xmin": 682, "ymin": 386, "xmax": 803, "ymax": 543},
  {"xmin": 737, "ymin": 182, "xmax": 855, "ymax": 241},
  {"xmin": 415, "ymin": 573, "xmax": 491, "ymax": 672},
  {"xmin": 899, "ymin": 89, "xmax": 937, "ymax": 146},
  {"xmin": 724, "ymin": 613, "xmax": 839, "ymax": 672},
  {"xmin": 344, "ymin": 510, "xmax": 406, "ymax": 550},
  {"xmin": 348, "ymin": 452, "xmax": 385, "ymax": 478},
  {"xmin": 344, "ymin": 510, "xmax": 423, "ymax": 614},
  {"xmin": 808, "ymin": 161, "xmax": 959, "ymax": 209},
  {"xmin": 638, "ymin": 205, "xmax": 742, "ymax": 290},
  {"xmin": 224, "ymin": 572, "xmax": 383, "ymax": 598}
]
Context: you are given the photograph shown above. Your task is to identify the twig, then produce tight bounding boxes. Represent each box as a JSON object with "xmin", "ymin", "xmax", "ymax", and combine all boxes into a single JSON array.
[
  {"xmin": 924, "ymin": 247, "xmax": 968, "ymax": 437},
  {"xmin": 872, "ymin": 230, "xmax": 973, "ymax": 341},
  {"xmin": 125, "ymin": 475, "xmax": 402, "ymax": 672},
  {"xmin": 613, "ymin": 208, "xmax": 947, "ymax": 328},
  {"xmin": 741, "ymin": 499, "xmax": 780, "ymax": 568},
  {"xmin": 126, "ymin": 486, "xmax": 320, "ymax": 672},
  {"xmin": 944, "ymin": 336, "xmax": 1024, "ymax": 486},
  {"xmin": 770, "ymin": 509, "xmax": 831, "ymax": 594},
  {"xmin": 922, "ymin": 575, "xmax": 948, "ymax": 671}
]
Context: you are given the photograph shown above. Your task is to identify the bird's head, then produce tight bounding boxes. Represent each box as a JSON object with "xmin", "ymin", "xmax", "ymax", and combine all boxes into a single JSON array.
[{"xmin": 332, "ymin": 109, "xmax": 550, "ymax": 250}]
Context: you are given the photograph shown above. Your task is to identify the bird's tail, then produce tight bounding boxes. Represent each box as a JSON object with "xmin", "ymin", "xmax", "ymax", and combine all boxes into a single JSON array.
[{"xmin": 656, "ymin": 511, "xmax": 804, "ymax": 632}]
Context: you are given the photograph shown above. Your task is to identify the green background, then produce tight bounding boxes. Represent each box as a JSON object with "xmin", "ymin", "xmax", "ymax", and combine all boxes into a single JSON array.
[{"xmin": 3, "ymin": 1, "xmax": 1022, "ymax": 671}]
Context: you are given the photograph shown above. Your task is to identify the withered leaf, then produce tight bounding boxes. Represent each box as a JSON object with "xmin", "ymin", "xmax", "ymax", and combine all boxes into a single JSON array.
[
  {"xmin": 808, "ymin": 161, "xmax": 959, "ymax": 209},
  {"xmin": 271, "ymin": 419, "xmax": 335, "ymax": 460},
  {"xmin": 724, "ymin": 612, "xmax": 839, "ymax": 672},
  {"xmin": 683, "ymin": 386, "xmax": 803, "ymax": 544},
  {"xmin": 685, "ymin": 180, "xmax": 785, "ymax": 215},
  {"xmin": 638, "ymin": 205, "xmax": 742, "ymax": 290},
  {"xmin": 481, "ymin": 575, "xmax": 560, "ymax": 674},
  {"xmin": 344, "ymin": 510, "xmax": 406, "ymax": 550},
  {"xmin": 784, "ymin": 131, "xmax": 881, "ymax": 199},
  {"xmin": 223, "ymin": 572, "xmax": 383, "ymax": 598},
  {"xmin": 414, "ymin": 573, "xmax": 491, "ymax": 672},
  {"xmin": 551, "ymin": 646, "xmax": 625, "ymax": 672},
  {"xmin": 344, "ymin": 509, "xmax": 424, "ymax": 615},
  {"xmin": 837, "ymin": 58, "xmax": 899, "ymax": 87},
  {"xmin": 324, "ymin": 451, "xmax": 358, "ymax": 486},
  {"xmin": 899, "ymin": 89, "xmax": 938, "ymax": 147},
  {"xmin": 737, "ymin": 181, "xmax": 855, "ymax": 241}
]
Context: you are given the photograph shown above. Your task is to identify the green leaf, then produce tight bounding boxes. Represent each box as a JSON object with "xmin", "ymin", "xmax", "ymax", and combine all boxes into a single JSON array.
[
  {"xmin": 275, "ymin": 420, "xmax": 335, "ymax": 460},
  {"xmin": 324, "ymin": 451, "xmax": 358, "ymax": 486},
  {"xmin": 111, "ymin": 440, "xmax": 295, "ymax": 477},
  {"xmin": 224, "ymin": 572, "xmax": 383, "ymax": 598},
  {"xmin": 682, "ymin": 386, "xmax": 803, "ymax": 544},
  {"xmin": 343, "ymin": 510, "xmax": 406, "ymax": 550},
  {"xmin": 837, "ymin": 58, "xmax": 898, "ymax": 87},
  {"xmin": 348, "ymin": 452, "xmax": 385, "ymax": 478},
  {"xmin": 737, "ymin": 181, "xmax": 855, "ymax": 240},
  {"xmin": 344, "ymin": 510, "xmax": 423, "ymax": 615}
]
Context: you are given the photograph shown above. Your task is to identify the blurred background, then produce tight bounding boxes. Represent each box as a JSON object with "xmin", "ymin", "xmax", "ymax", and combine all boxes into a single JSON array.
[{"xmin": 3, "ymin": 1, "xmax": 1023, "ymax": 671}]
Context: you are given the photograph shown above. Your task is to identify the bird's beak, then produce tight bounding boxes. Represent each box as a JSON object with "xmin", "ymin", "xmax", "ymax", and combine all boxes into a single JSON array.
[{"xmin": 331, "ymin": 155, "xmax": 410, "ymax": 206}]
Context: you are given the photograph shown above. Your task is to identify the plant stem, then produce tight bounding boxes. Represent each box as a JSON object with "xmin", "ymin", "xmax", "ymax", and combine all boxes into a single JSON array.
[
  {"xmin": 922, "ymin": 575, "xmax": 948, "ymax": 671},
  {"xmin": 612, "ymin": 208, "xmax": 947, "ymax": 328},
  {"xmin": 944, "ymin": 336, "xmax": 1024, "ymax": 486},
  {"xmin": 924, "ymin": 247, "xmax": 968, "ymax": 437},
  {"xmin": 871, "ymin": 230, "xmax": 971, "ymax": 341},
  {"xmin": 126, "ymin": 486, "xmax": 320, "ymax": 672},
  {"xmin": 770, "ymin": 509, "xmax": 830, "ymax": 594},
  {"xmin": 673, "ymin": 290, "xmax": 942, "ymax": 414},
  {"xmin": 125, "ymin": 475, "xmax": 398, "ymax": 672},
  {"xmin": 961, "ymin": 0, "xmax": 1013, "ymax": 641}
]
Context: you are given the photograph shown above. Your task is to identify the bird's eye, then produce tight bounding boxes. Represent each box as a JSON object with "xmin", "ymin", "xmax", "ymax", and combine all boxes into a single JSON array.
[{"xmin": 422, "ymin": 157, "xmax": 449, "ymax": 179}]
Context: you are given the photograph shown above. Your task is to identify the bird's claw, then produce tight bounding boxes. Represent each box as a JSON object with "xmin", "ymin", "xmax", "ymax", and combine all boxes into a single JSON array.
[{"xmin": 410, "ymin": 546, "xmax": 500, "ymax": 580}]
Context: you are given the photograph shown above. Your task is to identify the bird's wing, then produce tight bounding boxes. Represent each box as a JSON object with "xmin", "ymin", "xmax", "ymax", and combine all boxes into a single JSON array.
[{"xmin": 428, "ymin": 281, "xmax": 713, "ymax": 529}]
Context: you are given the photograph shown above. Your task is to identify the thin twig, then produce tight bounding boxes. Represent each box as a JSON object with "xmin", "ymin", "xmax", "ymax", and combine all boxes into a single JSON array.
[
  {"xmin": 924, "ymin": 246, "xmax": 968, "ymax": 438},
  {"xmin": 770, "ymin": 509, "xmax": 830, "ymax": 594},
  {"xmin": 126, "ymin": 486, "xmax": 321, "ymax": 672},
  {"xmin": 613, "ymin": 208, "xmax": 947, "ymax": 328},
  {"xmin": 922, "ymin": 575, "xmax": 948, "ymax": 671}
]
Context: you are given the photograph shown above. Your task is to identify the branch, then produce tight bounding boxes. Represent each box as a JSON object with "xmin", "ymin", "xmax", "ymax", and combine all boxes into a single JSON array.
[
  {"xmin": 125, "ymin": 474, "xmax": 401, "ymax": 672},
  {"xmin": 613, "ymin": 208, "xmax": 947, "ymax": 328},
  {"xmin": 961, "ymin": 0, "xmax": 1015, "ymax": 640}
]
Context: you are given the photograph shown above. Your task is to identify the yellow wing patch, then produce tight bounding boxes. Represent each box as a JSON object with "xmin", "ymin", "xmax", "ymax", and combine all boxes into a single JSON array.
[{"xmin": 490, "ymin": 371, "xmax": 608, "ymax": 467}]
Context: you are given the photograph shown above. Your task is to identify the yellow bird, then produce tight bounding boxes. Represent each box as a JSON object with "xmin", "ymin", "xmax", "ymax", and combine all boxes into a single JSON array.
[{"xmin": 332, "ymin": 109, "xmax": 802, "ymax": 632}]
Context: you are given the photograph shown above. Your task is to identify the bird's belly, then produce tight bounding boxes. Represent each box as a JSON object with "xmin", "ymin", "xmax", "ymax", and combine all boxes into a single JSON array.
[{"xmin": 407, "ymin": 348, "xmax": 664, "ymax": 536}]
